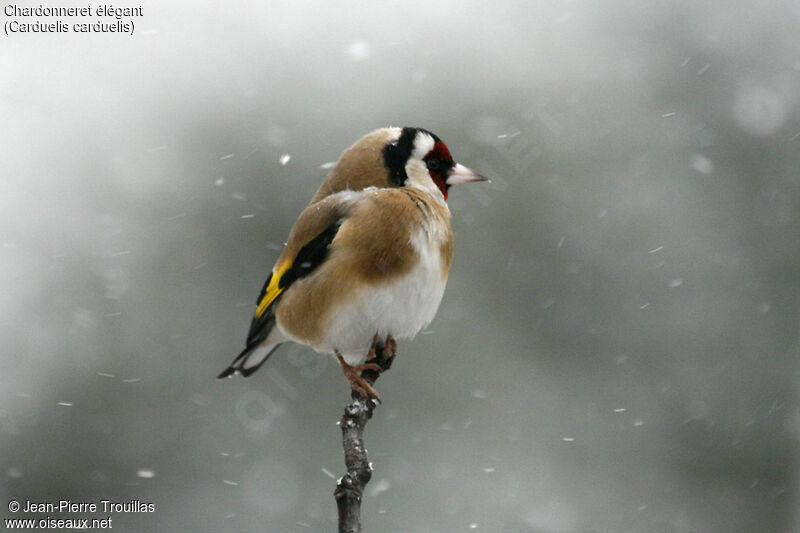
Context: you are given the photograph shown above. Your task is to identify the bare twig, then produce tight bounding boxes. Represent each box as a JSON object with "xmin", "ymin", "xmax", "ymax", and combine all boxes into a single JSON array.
[{"xmin": 335, "ymin": 341, "xmax": 394, "ymax": 533}]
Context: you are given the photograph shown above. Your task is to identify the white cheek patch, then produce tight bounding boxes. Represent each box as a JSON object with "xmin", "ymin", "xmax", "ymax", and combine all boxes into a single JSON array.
[
  {"xmin": 404, "ymin": 131, "xmax": 438, "ymax": 193},
  {"xmin": 404, "ymin": 159, "xmax": 436, "ymax": 193},
  {"xmin": 405, "ymin": 159, "xmax": 427, "ymax": 179},
  {"xmin": 411, "ymin": 132, "xmax": 435, "ymax": 159}
]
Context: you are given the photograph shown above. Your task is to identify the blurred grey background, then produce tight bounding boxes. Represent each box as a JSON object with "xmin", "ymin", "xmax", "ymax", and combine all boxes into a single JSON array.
[{"xmin": 2, "ymin": 1, "xmax": 799, "ymax": 531}]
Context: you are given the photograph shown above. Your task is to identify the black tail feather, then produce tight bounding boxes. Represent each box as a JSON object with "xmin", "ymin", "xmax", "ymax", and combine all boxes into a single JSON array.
[{"xmin": 217, "ymin": 343, "xmax": 282, "ymax": 379}]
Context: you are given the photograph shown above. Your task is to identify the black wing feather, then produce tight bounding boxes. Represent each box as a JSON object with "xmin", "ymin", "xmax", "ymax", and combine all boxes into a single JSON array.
[
  {"xmin": 244, "ymin": 220, "xmax": 342, "ymax": 347},
  {"xmin": 279, "ymin": 220, "xmax": 342, "ymax": 289}
]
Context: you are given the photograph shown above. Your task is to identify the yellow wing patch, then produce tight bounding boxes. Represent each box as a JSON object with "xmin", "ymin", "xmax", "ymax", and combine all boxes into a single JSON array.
[{"xmin": 255, "ymin": 261, "xmax": 291, "ymax": 318}]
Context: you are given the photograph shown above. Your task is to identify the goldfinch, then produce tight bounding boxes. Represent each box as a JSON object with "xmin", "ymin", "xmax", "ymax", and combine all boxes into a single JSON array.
[{"xmin": 218, "ymin": 127, "xmax": 487, "ymax": 399}]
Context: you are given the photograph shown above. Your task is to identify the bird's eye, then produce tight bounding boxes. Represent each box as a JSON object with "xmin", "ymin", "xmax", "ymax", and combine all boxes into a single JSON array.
[{"xmin": 426, "ymin": 158, "xmax": 441, "ymax": 171}]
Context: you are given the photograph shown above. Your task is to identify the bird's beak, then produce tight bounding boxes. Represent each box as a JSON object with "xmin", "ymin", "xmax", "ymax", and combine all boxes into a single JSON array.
[{"xmin": 447, "ymin": 163, "xmax": 490, "ymax": 186}]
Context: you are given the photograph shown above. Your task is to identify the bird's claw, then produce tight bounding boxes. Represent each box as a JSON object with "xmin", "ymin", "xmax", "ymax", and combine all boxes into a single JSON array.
[{"xmin": 337, "ymin": 353, "xmax": 381, "ymax": 402}]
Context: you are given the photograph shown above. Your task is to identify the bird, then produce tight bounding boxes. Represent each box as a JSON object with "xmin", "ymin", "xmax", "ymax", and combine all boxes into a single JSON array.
[{"xmin": 218, "ymin": 127, "xmax": 487, "ymax": 400}]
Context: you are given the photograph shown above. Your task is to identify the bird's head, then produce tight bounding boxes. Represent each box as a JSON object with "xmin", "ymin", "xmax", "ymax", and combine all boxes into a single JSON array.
[
  {"xmin": 311, "ymin": 127, "xmax": 488, "ymax": 204},
  {"xmin": 382, "ymin": 127, "xmax": 488, "ymax": 200}
]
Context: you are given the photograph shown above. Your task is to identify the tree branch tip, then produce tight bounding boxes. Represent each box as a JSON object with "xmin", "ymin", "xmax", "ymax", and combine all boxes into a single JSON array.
[{"xmin": 336, "ymin": 339, "xmax": 394, "ymax": 531}]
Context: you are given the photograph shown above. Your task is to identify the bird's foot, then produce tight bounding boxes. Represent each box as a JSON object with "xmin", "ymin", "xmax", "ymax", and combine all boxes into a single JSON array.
[
  {"xmin": 364, "ymin": 334, "xmax": 397, "ymax": 373},
  {"xmin": 337, "ymin": 353, "xmax": 381, "ymax": 402}
]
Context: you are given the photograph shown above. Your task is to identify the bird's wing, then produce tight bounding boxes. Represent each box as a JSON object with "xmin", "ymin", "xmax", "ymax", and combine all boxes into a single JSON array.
[{"xmin": 245, "ymin": 190, "xmax": 363, "ymax": 345}]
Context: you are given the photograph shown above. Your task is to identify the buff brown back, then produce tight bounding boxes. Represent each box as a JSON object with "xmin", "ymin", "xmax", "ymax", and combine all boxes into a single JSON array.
[{"xmin": 309, "ymin": 127, "xmax": 401, "ymax": 205}]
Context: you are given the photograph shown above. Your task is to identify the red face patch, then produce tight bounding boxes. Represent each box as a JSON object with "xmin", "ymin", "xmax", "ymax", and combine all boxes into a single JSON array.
[
  {"xmin": 423, "ymin": 141, "xmax": 455, "ymax": 200},
  {"xmin": 429, "ymin": 141, "xmax": 453, "ymax": 164}
]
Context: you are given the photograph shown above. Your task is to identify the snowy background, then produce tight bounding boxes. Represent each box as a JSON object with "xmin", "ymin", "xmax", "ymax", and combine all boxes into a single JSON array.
[{"xmin": 2, "ymin": 1, "xmax": 800, "ymax": 531}]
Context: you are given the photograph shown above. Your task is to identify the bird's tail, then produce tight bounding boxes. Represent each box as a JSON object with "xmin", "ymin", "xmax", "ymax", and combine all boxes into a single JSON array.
[{"xmin": 217, "ymin": 342, "xmax": 283, "ymax": 378}]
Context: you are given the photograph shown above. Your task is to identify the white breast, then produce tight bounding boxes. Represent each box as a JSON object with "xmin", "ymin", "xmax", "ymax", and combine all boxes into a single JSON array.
[{"xmin": 318, "ymin": 229, "xmax": 448, "ymax": 365}]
